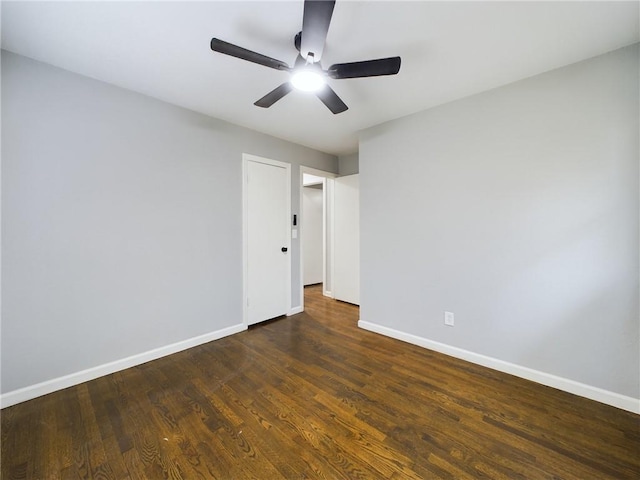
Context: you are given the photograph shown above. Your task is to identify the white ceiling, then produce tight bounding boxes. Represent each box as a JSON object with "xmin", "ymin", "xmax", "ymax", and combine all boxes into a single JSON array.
[{"xmin": 2, "ymin": 1, "xmax": 638, "ymax": 156}]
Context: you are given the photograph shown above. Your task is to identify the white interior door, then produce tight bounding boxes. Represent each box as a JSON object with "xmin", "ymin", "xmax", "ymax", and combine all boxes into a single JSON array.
[
  {"xmin": 245, "ymin": 156, "xmax": 290, "ymax": 325},
  {"xmin": 333, "ymin": 174, "xmax": 360, "ymax": 305}
]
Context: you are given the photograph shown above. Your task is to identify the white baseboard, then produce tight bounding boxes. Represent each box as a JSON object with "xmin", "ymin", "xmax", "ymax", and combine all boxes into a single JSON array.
[
  {"xmin": 358, "ymin": 320, "xmax": 640, "ymax": 414},
  {"xmin": 288, "ymin": 306, "xmax": 303, "ymax": 316},
  {"xmin": 0, "ymin": 323, "xmax": 247, "ymax": 409}
]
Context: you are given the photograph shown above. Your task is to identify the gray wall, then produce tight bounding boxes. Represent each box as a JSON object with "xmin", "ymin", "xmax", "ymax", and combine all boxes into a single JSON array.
[
  {"xmin": 1, "ymin": 51, "xmax": 337, "ymax": 394},
  {"xmin": 359, "ymin": 44, "xmax": 639, "ymax": 398},
  {"xmin": 338, "ymin": 153, "xmax": 359, "ymax": 176}
]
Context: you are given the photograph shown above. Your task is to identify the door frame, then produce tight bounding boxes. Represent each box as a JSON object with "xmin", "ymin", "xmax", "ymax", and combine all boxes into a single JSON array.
[
  {"xmin": 243, "ymin": 153, "xmax": 292, "ymax": 327},
  {"xmin": 300, "ymin": 166, "xmax": 337, "ymax": 312}
]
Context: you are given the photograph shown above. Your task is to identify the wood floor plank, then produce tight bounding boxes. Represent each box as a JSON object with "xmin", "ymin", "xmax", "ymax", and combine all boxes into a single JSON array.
[
  {"xmin": 34, "ymin": 396, "xmax": 62, "ymax": 480},
  {"xmin": 2, "ymin": 285, "xmax": 639, "ymax": 479}
]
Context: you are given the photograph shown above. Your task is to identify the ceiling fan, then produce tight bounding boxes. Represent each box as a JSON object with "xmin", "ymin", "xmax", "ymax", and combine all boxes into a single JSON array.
[{"xmin": 210, "ymin": 0, "xmax": 401, "ymax": 114}]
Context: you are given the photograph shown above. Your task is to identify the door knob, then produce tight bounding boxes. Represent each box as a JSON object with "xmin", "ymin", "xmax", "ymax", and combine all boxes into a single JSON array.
[{"xmin": 281, "ymin": 247, "xmax": 288, "ymax": 252}]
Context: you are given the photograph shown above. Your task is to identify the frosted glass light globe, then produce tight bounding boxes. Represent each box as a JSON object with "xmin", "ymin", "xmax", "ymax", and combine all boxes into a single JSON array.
[{"xmin": 291, "ymin": 69, "xmax": 326, "ymax": 92}]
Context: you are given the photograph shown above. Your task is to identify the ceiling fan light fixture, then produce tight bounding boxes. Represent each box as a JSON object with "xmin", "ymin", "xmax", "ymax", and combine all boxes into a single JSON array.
[
  {"xmin": 210, "ymin": 0, "xmax": 401, "ymax": 113},
  {"xmin": 291, "ymin": 68, "xmax": 326, "ymax": 92}
]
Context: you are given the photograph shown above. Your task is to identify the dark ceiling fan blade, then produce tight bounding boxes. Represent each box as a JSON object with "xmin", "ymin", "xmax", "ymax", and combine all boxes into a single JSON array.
[
  {"xmin": 316, "ymin": 85, "xmax": 348, "ymax": 114},
  {"xmin": 211, "ymin": 38, "xmax": 290, "ymax": 71},
  {"xmin": 300, "ymin": 0, "xmax": 335, "ymax": 62},
  {"xmin": 254, "ymin": 83, "xmax": 294, "ymax": 108},
  {"xmin": 327, "ymin": 56, "xmax": 401, "ymax": 79}
]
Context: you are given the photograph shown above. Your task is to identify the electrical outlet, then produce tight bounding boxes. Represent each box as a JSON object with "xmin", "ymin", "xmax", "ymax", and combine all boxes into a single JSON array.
[{"xmin": 444, "ymin": 311, "xmax": 455, "ymax": 326}]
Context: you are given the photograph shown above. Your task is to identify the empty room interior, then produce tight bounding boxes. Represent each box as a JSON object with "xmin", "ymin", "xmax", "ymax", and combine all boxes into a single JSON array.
[{"xmin": 1, "ymin": 1, "xmax": 639, "ymax": 478}]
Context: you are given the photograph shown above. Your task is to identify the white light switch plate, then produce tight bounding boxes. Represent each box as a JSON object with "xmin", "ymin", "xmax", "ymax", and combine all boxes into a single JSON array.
[{"xmin": 444, "ymin": 311, "xmax": 455, "ymax": 326}]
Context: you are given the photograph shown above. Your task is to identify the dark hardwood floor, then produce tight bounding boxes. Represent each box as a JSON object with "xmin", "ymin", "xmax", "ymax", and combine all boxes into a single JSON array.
[{"xmin": 2, "ymin": 285, "xmax": 639, "ymax": 479}]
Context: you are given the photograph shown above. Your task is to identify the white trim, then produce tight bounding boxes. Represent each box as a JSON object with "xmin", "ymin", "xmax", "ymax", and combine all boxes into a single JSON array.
[
  {"xmin": 243, "ymin": 153, "xmax": 292, "ymax": 326},
  {"xmin": 324, "ymin": 177, "xmax": 335, "ymax": 298},
  {"xmin": 298, "ymin": 168, "xmax": 306, "ymax": 312},
  {"xmin": 358, "ymin": 320, "xmax": 640, "ymax": 414},
  {"xmin": 322, "ymin": 177, "xmax": 330, "ymax": 297},
  {"xmin": 242, "ymin": 156, "xmax": 249, "ymax": 326},
  {"xmin": 0, "ymin": 323, "xmax": 246, "ymax": 409},
  {"xmin": 288, "ymin": 306, "xmax": 303, "ymax": 316}
]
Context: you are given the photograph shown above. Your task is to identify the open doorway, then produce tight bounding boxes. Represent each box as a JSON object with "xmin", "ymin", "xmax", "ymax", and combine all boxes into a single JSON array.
[
  {"xmin": 299, "ymin": 167, "xmax": 336, "ymax": 312},
  {"xmin": 302, "ymin": 174, "xmax": 324, "ymax": 288}
]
